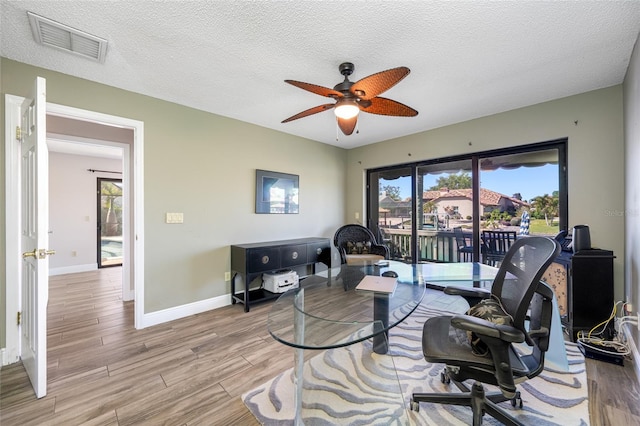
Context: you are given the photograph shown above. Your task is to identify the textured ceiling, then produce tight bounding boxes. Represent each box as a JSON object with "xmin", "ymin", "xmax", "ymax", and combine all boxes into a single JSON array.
[{"xmin": 2, "ymin": 1, "xmax": 640, "ymax": 149}]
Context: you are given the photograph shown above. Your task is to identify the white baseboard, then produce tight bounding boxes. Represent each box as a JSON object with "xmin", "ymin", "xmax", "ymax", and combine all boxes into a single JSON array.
[
  {"xmin": 140, "ymin": 294, "xmax": 232, "ymax": 329},
  {"xmin": 123, "ymin": 289, "xmax": 134, "ymax": 302},
  {"xmin": 1, "ymin": 348, "xmax": 6, "ymax": 366},
  {"xmin": 622, "ymin": 323, "xmax": 640, "ymax": 384},
  {"xmin": 49, "ymin": 263, "xmax": 98, "ymax": 276}
]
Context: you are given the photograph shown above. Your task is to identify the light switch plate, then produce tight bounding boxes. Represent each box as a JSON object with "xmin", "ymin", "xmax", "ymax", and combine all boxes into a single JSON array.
[{"xmin": 166, "ymin": 212, "xmax": 184, "ymax": 224}]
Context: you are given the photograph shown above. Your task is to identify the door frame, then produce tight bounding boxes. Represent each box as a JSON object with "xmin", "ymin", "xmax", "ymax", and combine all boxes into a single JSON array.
[{"xmin": 4, "ymin": 98, "xmax": 145, "ymax": 365}]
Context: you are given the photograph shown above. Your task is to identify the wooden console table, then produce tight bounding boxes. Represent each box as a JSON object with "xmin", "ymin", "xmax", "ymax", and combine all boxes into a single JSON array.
[{"xmin": 230, "ymin": 237, "xmax": 331, "ymax": 312}]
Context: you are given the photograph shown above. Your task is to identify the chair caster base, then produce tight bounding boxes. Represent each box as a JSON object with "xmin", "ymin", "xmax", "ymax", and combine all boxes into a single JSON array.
[
  {"xmin": 510, "ymin": 391, "xmax": 523, "ymax": 408},
  {"xmin": 409, "ymin": 398, "xmax": 420, "ymax": 412}
]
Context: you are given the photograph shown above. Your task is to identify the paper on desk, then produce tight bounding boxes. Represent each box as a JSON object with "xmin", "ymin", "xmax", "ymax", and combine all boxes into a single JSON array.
[{"xmin": 355, "ymin": 275, "xmax": 397, "ymax": 294}]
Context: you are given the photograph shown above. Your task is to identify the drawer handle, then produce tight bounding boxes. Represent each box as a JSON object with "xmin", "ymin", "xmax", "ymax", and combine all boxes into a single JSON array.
[
  {"xmin": 292, "ymin": 251, "xmax": 298, "ymax": 259},
  {"xmin": 262, "ymin": 255, "xmax": 269, "ymax": 264},
  {"xmin": 316, "ymin": 248, "xmax": 322, "ymax": 255}
]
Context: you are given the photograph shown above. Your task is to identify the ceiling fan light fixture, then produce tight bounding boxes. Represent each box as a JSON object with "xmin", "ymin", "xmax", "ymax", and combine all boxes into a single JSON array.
[{"xmin": 334, "ymin": 100, "xmax": 359, "ymax": 119}]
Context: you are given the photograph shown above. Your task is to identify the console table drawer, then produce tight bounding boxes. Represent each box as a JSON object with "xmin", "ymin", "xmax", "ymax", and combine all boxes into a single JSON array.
[
  {"xmin": 248, "ymin": 248, "xmax": 280, "ymax": 272},
  {"xmin": 308, "ymin": 241, "xmax": 330, "ymax": 263},
  {"xmin": 281, "ymin": 244, "xmax": 308, "ymax": 267}
]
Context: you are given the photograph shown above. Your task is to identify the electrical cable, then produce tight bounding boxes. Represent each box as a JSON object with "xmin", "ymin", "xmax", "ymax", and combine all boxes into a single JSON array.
[{"xmin": 576, "ymin": 301, "xmax": 636, "ymax": 358}]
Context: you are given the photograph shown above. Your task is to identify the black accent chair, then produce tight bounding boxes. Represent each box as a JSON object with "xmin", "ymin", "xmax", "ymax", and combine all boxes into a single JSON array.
[
  {"xmin": 454, "ymin": 227, "xmax": 474, "ymax": 262},
  {"xmin": 333, "ymin": 224, "xmax": 389, "ymax": 264},
  {"xmin": 410, "ymin": 236, "xmax": 560, "ymax": 425},
  {"xmin": 481, "ymin": 230, "xmax": 517, "ymax": 266}
]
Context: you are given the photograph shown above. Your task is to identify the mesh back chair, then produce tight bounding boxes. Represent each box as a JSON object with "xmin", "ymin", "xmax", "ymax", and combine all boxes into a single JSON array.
[
  {"xmin": 454, "ymin": 227, "xmax": 474, "ymax": 262},
  {"xmin": 481, "ymin": 230, "xmax": 517, "ymax": 266},
  {"xmin": 333, "ymin": 224, "xmax": 389, "ymax": 264},
  {"xmin": 411, "ymin": 236, "xmax": 560, "ymax": 426}
]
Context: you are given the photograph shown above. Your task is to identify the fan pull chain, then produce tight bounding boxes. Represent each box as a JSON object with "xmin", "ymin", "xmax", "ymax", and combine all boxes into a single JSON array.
[{"xmin": 336, "ymin": 120, "xmax": 339, "ymax": 141}]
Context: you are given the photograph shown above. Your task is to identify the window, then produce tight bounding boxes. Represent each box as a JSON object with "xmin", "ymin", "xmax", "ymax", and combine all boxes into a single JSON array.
[{"xmin": 367, "ymin": 140, "xmax": 567, "ymax": 263}]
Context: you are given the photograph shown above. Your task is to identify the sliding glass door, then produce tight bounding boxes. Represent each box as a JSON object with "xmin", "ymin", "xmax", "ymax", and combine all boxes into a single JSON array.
[
  {"xmin": 479, "ymin": 148, "xmax": 564, "ymax": 236},
  {"xmin": 367, "ymin": 140, "xmax": 567, "ymax": 264},
  {"xmin": 98, "ymin": 178, "xmax": 123, "ymax": 268},
  {"xmin": 417, "ymin": 159, "xmax": 474, "ymax": 262},
  {"xmin": 368, "ymin": 167, "xmax": 415, "ymax": 262}
]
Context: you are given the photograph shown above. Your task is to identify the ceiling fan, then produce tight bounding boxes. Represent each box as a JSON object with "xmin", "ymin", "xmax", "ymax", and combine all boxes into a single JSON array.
[{"xmin": 282, "ymin": 62, "xmax": 418, "ymax": 136}]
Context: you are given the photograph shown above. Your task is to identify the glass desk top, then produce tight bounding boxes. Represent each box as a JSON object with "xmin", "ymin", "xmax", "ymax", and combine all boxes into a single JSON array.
[{"xmin": 267, "ymin": 261, "xmax": 500, "ymax": 351}]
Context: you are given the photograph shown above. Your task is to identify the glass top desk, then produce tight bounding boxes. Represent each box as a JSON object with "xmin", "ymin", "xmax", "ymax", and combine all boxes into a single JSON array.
[{"xmin": 266, "ymin": 260, "xmax": 498, "ymax": 425}]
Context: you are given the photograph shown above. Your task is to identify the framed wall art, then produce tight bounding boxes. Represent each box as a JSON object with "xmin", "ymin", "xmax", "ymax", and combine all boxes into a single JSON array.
[{"xmin": 255, "ymin": 169, "xmax": 299, "ymax": 214}]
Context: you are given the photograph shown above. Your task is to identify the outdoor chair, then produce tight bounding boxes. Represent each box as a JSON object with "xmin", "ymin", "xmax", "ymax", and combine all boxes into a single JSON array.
[
  {"xmin": 410, "ymin": 236, "xmax": 560, "ymax": 425},
  {"xmin": 481, "ymin": 230, "xmax": 517, "ymax": 266},
  {"xmin": 333, "ymin": 224, "xmax": 389, "ymax": 264},
  {"xmin": 454, "ymin": 227, "xmax": 474, "ymax": 262}
]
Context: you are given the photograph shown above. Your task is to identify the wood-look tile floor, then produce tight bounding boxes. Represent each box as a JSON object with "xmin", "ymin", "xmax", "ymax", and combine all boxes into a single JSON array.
[{"xmin": 1, "ymin": 267, "xmax": 639, "ymax": 425}]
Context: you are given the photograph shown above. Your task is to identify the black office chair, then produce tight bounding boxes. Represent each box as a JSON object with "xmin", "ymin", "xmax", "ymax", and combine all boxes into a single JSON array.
[
  {"xmin": 411, "ymin": 236, "xmax": 560, "ymax": 426},
  {"xmin": 454, "ymin": 227, "xmax": 474, "ymax": 261},
  {"xmin": 333, "ymin": 224, "xmax": 389, "ymax": 264}
]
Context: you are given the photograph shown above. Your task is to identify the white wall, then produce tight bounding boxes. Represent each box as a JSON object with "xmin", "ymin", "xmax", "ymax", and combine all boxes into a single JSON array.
[
  {"xmin": 624, "ymin": 34, "xmax": 640, "ymax": 356},
  {"xmin": 48, "ymin": 151, "xmax": 123, "ymax": 274}
]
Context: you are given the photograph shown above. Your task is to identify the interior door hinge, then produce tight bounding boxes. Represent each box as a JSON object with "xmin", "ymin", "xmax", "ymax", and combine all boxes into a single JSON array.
[
  {"xmin": 16, "ymin": 126, "xmax": 22, "ymax": 141},
  {"xmin": 17, "ymin": 311, "xmax": 21, "ymax": 326}
]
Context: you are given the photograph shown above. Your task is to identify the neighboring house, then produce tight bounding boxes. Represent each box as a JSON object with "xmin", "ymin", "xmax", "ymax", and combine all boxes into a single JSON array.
[
  {"xmin": 423, "ymin": 188, "xmax": 531, "ymax": 219},
  {"xmin": 379, "ymin": 195, "xmax": 411, "ymax": 219}
]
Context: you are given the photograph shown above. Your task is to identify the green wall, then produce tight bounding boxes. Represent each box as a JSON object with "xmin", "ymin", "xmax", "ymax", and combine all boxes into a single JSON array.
[
  {"xmin": 346, "ymin": 85, "xmax": 625, "ymax": 301},
  {"xmin": 0, "ymin": 58, "xmax": 347, "ymax": 347}
]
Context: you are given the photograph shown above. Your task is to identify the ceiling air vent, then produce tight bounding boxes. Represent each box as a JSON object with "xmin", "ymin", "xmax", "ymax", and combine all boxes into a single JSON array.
[{"xmin": 27, "ymin": 11, "xmax": 108, "ymax": 63}]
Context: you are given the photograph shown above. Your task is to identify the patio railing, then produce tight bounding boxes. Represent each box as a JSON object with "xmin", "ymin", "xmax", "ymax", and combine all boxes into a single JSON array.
[{"xmin": 381, "ymin": 228, "xmax": 462, "ymax": 263}]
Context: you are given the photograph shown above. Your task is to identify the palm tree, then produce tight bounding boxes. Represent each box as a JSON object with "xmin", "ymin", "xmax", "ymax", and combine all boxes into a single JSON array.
[{"xmin": 531, "ymin": 194, "xmax": 558, "ymax": 226}]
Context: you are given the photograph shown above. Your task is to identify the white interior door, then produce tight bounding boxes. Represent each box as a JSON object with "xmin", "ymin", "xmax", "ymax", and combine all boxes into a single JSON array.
[{"xmin": 20, "ymin": 76, "xmax": 51, "ymax": 398}]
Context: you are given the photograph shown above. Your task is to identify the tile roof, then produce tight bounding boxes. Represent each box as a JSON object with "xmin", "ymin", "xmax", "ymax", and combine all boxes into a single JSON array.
[{"xmin": 423, "ymin": 188, "xmax": 530, "ymax": 207}]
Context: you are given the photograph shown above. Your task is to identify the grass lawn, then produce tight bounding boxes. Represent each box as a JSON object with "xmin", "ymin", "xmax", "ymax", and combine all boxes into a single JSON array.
[{"xmin": 529, "ymin": 218, "xmax": 559, "ymax": 235}]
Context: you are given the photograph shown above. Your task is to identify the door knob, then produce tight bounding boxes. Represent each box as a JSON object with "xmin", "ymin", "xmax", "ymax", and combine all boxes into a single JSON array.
[
  {"xmin": 22, "ymin": 249, "xmax": 37, "ymax": 259},
  {"xmin": 22, "ymin": 249, "xmax": 56, "ymax": 259},
  {"xmin": 39, "ymin": 249, "xmax": 56, "ymax": 259}
]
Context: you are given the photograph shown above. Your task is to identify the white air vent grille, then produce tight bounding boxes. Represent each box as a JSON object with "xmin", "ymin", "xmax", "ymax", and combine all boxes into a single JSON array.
[{"xmin": 28, "ymin": 11, "xmax": 108, "ymax": 63}]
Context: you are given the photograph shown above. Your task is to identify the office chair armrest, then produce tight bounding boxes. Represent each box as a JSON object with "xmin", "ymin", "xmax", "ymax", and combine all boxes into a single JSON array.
[
  {"xmin": 451, "ymin": 315, "xmax": 525, "ymax": 343},
  {"xmin": 444, "ymin": 286, "xmax": 491, "ymax": 299},
  {"xmin": 444, "ymin": 286, "xmax": 490, "ymax": 307}
]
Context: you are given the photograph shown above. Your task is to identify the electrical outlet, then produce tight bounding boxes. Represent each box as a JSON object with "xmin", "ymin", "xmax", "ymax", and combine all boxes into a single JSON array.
[{"xmin": 224, "ymin": 271, "xmax": 231, "ymax": 281}]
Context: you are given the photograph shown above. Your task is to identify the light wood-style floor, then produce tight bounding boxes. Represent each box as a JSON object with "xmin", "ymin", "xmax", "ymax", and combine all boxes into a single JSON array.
[{"xmin": 1, "ymin": 267, "xmax": 639, "ymax": 425}]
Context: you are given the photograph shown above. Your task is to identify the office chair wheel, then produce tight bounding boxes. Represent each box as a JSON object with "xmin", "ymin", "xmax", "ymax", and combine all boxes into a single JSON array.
[
  {"xmin": 510, "ymin": 391, "xmax": 523, "ymax": 408},
  {"xmin": 440, "ymin": 370, "xmax": 451, "ymax": 384},
  {"xmin": 409, "ymin": 398, "xmax": 420, "ymax": 412}
]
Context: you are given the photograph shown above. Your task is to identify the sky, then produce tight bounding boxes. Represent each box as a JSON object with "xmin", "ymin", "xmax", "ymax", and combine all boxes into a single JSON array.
[{"xmin": 382, "ymin": 164, "xmax": 558, "ymax": 202}]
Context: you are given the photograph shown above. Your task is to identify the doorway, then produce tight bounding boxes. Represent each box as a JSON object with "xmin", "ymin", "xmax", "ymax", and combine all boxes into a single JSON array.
[
  {"xmin": 98, "ymin": 177, "xmax": 124, "ymax": 268},
  {"xmin": 4, "ymin": 96, "xmax": 146, "ymax": 376}
]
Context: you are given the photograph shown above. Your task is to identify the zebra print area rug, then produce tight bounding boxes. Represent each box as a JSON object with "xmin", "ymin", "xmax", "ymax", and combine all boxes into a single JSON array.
[{"xmin": 243, "ymin": 303, "xmax": 589, "ymax": 425}]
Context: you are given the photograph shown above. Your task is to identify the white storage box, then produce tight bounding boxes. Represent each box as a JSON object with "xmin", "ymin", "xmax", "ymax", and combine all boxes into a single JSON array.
[{"xmin": 263, "ymin": 270, "xmax": 299, "ymax": 293}]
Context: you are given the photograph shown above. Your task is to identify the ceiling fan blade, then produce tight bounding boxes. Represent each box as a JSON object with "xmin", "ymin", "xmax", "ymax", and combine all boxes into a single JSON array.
[
  {"xmin": 361, "ymin": 97, "xmax": 418, "ymax": 117},
  {"xmin": 337, "ymin": 116, "xmax": 357, "ymax": 136},
  {"xmin": 281, "ymin": 104, "xmax": 335, "ymax": 123},
  {"xmin": 285, "ymin": 80, "xmax": 343, "ymax": 98},
  {"xmin": 350, "ymin": 67, "xmax": 410, "ymax": 100}
]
